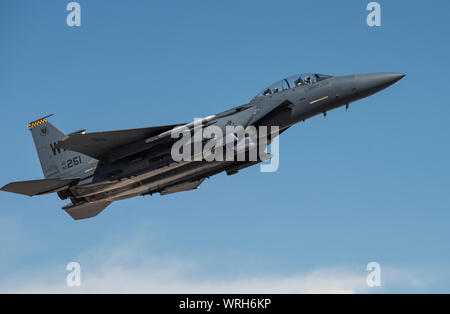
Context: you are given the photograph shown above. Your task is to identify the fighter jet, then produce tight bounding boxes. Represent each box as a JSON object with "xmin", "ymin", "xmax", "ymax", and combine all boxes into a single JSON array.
[{"xmin": 1, "ymin": 72, "xmax": 405, "ymax": 220}]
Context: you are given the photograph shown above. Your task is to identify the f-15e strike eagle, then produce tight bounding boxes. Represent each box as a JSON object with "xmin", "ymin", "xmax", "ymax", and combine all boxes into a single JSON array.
[{"xmin": 1, "ymin": 72, "xmax": 405, "ymax": 220}]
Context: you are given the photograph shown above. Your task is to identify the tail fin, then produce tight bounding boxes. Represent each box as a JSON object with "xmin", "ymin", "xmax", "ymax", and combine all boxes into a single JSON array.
[{"xmin": 28, "ymin": 115, "xmax": 97, "ymax": 179}]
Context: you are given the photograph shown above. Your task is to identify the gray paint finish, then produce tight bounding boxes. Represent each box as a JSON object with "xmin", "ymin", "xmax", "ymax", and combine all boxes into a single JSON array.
[{"xmin": 1, "ymin": 72, "xmax": 405, "ymax": 220}]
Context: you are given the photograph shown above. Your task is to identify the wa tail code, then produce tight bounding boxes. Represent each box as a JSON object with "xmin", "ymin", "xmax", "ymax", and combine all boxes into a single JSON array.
[{"xmin": 50, "ymin": 142, "xmax": 65, "ymax": 156}]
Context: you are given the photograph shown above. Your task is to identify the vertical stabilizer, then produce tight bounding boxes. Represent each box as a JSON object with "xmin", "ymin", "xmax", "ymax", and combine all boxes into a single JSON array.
[{"xmin": 28, "ymin": 115, "xmax": 97, "ymax": 179}]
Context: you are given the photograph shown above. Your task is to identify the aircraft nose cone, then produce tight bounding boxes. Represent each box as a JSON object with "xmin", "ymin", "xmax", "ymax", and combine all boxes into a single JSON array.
[{"xmin": 356, "ymin": 73, "xmax": 405, "ymax": 98}]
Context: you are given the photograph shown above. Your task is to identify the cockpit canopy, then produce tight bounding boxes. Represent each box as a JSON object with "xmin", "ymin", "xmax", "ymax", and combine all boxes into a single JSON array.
[{"xmin": 255, "ymin": 73, "xmax": 332, "ymax": 98}]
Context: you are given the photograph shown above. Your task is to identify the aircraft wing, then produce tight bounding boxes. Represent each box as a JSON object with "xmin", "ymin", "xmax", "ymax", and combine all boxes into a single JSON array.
[
  {"xmin": 1, "ymin": 178, "xmax": 79, "ymax": 196},
  {"xmin": 56, "ymin": 108, "xmax": 260, "ymax": 162},
  {"xmin": 56, "ymin": 124, "xmax": 184, "ymax": 160}
]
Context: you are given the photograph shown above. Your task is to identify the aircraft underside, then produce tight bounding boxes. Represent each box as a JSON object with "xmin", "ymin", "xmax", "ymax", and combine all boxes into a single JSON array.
[{"xmin": 68, "ymin": 158, "xmax": 265, "ymax": 203}]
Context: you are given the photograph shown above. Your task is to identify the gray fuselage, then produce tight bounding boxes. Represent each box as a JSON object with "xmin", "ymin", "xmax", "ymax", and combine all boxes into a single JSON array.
[{"xmin": 64, "ymin": 73, "xmax": 404, "ymax": 204}]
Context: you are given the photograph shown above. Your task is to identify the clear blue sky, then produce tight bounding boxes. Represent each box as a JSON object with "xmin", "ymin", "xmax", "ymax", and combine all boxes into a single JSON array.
[{"xmin": 1, "ymin": 0, "xmax": 449, "ymax": 293}]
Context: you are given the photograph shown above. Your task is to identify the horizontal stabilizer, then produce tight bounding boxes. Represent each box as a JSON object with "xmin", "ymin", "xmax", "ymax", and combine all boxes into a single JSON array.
[
  {"xmin": 63, "ymin": 201, "xmax": 111, "ymax": 220},
  {"xmin": 1, "ymin": 178, "xmax": 79, "ymax": 196},
  {"xmin": 56, "ymin": 124, "xmax": 184, "ymax": 160}
]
